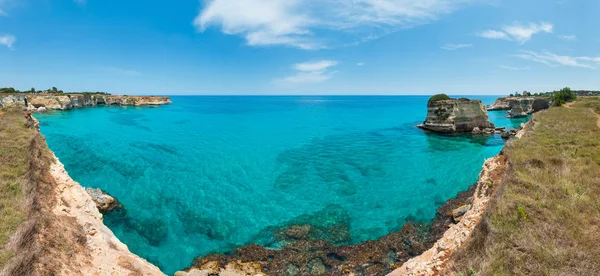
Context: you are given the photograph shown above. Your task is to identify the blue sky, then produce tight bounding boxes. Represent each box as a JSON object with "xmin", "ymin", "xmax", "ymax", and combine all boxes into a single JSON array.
[{"xmin": 0, "ymin": 0, "xmax": 598, "ymax": 95}]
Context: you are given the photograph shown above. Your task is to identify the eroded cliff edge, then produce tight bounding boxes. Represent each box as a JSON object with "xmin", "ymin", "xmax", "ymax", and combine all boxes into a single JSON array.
[
  {"xmin": 0, "ymin": 112, "xmax": 164, "ymax": 276},
  {"xmin": 0, "ymin": 94, "xmax": 170, "ymax": 111}
]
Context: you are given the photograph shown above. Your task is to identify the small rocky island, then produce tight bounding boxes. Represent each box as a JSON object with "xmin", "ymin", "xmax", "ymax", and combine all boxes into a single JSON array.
[{"xmin": 418, "ymin": 94, "xmax": 495, "ymax": 133}]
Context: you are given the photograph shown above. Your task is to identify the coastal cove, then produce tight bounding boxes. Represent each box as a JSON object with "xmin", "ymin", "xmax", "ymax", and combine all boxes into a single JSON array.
[{"xmin": 35, "ymin": 96, "xmax": 528, "ymax": 275}]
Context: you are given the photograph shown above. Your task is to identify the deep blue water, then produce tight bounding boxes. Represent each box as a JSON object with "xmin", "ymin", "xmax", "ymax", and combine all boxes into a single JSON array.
[{"xmin": 36, "ymin": 96, "xmax": 527, "ymax": 275}]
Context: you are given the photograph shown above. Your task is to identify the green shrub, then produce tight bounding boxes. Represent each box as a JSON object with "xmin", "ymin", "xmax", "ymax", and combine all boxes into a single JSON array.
[
  {"xmin": 428, "ymin": 94, "xmax": 450, "ymax": 104},
  {"xmin": 517, "ymin": 206, "xmax": 527, "ymax": 220},
  {"xmin": 552, "ymin": 87, "xmax": 577, "ymax": 106}
]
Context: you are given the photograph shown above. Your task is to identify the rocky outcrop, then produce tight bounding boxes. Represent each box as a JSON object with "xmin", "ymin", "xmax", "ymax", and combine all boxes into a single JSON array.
[
  {"xmin": 0, "ymin": 94, "xmax": 170, "ymax": 111},
  {"xmin": 418, "ymin": 99, "xmax": 494, "ymax": 133},
  {"xmin": 507, "ymin": 106, "xmax": 528, "ymax": 118},
  {"xmin": 487, "ymin": 97, "xmax": 551, "ymax": 116},
  {"xmin": 85, "ymin": 188, "xmax": 122, "ymax": 213}
]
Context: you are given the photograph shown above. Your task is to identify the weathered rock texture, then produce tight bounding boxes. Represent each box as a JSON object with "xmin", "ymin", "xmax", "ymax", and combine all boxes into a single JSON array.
[
  {"xmin": 85, "ymin": 188, "xmax": 122, "ymax": 213},
  {"xmin": 418, "ymin": 99, "xmax": 494, "ymax": 133},
  {"xmin": 487, "ymin": 97, "xmax": 551, "ymax": 117},
  {"xmin": 0, "ymin": 94, "xmax": 170, "ymax": 111}
]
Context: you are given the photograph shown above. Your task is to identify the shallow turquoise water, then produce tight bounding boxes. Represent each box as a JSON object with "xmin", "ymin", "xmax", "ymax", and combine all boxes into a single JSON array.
[{"xmin": 36, "ymin": 96, "xmax": 527, "ymax": 275}]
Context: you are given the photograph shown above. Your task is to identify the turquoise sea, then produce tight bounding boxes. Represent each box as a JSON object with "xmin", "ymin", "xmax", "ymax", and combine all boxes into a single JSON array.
[{"xmin": 36, "ymin": 96, "xmax": 527, "ymax": 275}]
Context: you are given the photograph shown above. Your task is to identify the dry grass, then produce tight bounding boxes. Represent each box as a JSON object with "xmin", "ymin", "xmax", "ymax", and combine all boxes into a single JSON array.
[
  {"xmin": 0, "ymin": 109, "xmax": 36, "ymax": 268},
  {"xmin": 0, "ymin": 108, "xmax": 89, "ymax": 275},
  {"xmin": 449, "ymin": 98, "xmax": 600, "ymax": 275}
]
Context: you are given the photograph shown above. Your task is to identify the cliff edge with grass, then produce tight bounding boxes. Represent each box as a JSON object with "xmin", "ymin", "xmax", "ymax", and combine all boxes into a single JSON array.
[{"xmin": 0, "ymin": 109, "xmax": 164, "ymax": 276}]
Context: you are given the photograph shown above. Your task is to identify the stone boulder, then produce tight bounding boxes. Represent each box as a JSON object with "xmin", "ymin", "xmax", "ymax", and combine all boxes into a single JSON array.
[
  {"xmin": 507, "ymin": 106, "xmax": 528, "ymax": 118},
  {"xmin": 85, "ymin": 188, "xmax": 121, "ymax": 213},
  {"xmin": 451, "ymin": 204, "xmax": 471, "ymax": 222},
  {"xmin": 418, "ymin": 98, "xmax": 494, "ymax": 133}
]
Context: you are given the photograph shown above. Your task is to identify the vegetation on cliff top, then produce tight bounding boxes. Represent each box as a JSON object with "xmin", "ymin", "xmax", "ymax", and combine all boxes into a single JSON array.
[
  {"xmin": 0, "ymin": 109, "xmax": 36, "ymax": 268},
  {"xmin": 0, "ymin": 87, "xmax": 110, "ymax": 95},
  {"xmin": 428, "ymin": 94, "xmax": 451, "ymax": 104},
  {"xmin": 449, "ymin": 97, "xmax": 600, "ymax": 275}
]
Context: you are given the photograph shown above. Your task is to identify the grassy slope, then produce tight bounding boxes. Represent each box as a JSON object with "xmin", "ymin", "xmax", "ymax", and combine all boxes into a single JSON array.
[
  {"xmin": 450, "ymin": 97, "xmax": 600, "ymax": 275},
  {"xmin": 0, "ymin": 109, "xmax": 36, "ymax": 268}
]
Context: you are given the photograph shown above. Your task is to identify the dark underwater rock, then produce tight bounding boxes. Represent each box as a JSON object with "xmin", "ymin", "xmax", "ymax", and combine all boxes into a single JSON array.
[{"xmin": 179, "ymin": 184, "xmax": 478, "ymax": 275}]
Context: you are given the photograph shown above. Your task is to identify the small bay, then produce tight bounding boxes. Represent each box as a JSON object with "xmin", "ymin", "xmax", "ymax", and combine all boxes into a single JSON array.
[{"xmin": 36, "ymin": 96, "xmax": 527, "ymax": 275}]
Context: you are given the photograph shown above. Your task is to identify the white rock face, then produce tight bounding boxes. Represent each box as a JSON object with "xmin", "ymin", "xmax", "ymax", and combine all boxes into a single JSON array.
[
  {"xmin": 49, "ymin": 153, "xmax": 165, "ymax": 276},
  {"xmin": 418, "ymin": 99, "xmax": 494, "ymax": 133}
]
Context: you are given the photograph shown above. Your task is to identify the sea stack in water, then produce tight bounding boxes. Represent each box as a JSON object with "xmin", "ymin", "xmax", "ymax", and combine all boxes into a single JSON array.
[
  {"xmin": 487, "ymin": 97, "xmax": 550, "ymax": 117},
  {"xmin": 418, "ymin": 94, "xmax": 494, "ymax": 133}
]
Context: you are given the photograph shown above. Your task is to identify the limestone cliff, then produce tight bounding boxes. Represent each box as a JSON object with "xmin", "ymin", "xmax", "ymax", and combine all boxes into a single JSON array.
[
  {"xmin": 0, "ymin": 94, "xmax": 170, "ymax": 111},
  {"xmin": 487, "ymin": 97, "xmax": 550, "ymax": 116},
  {"xmin": 418, "ymin": 99, "xmax": 494, "ymax": 133}
]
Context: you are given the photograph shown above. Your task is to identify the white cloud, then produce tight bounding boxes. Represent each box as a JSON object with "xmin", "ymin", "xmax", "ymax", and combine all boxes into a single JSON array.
[
  {"xmin": 0, "ymin": 34, "xmax": 15, "ymax": 49},
  {"xmin": 275, "ymin": 60, "xmax": 338, "ymax": 84},
  {"xmin": 513, "ymin": 50, "xmax": 600, "ymax": 69},
  {"xmin": 479, "ymin": 30, "xmax": 509, "ymax": 40},
  {"xmin": 0, "ymin": 9, "xmax": 6, "ymax": 16},
  {"xmin": 356, "ymin": 62, "xmax": 364, "ymax": 66},
  {"xmin": 559, "ymin": 35, "xmax": 576, "ymax": 41},
  {"xmin": 294, "ymin": 60, "xmax": 337, "ymax": 72},
  {"xmin": 500, "ymin": 65, "xmax": 530, "ymax": 71},
  {"xmin": 98, "ymin": 66, "xmax": 142, "ymax": 76},
  {"xmin": 441, "ymin": 43, "xmax": 472, "ymax": 50},
  {"xmin": 195, "ymin": 0, "xmax": 476, "ymax": 49},
  {"xmin": 479, "ymin": 22, "xmax": 553, "ymax": 43}
]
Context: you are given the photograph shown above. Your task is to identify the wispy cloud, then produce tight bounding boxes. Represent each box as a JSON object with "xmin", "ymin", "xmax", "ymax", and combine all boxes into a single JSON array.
[
  {"xmin": 559, "ymin": 35, "xmax": 576, "ymax": 41},
  {"xmin": 98, "ymin": 66, "xmax": 143, "ymax": 76},
  {"xmin": 479, "ymin": 30, "xmax": 509, "ymax": 40},
  {"xmin": 513, "ymin": 50, "xmax": 600, "ymax": 69},
  {"xmin": 479, "ymin": 22, "xmax": 553, "ymax": 44},
  {"xmin": 0, "ymin": 34, "xmax": 15, "ymax": 49},
  {"xmin": 500, "ymin": 65, "xmax": 530, "ymax": 71},
  {"xmin": 0, "ymin": 9, "xmax": 6, "ymax": 16},
  {"xmin": 441, "ymin": 43, "xmax": 472, "ymax": 50},
  {"xmin": 275, "ymin": 60, "xmax": 338, "ymax": 84},
  {"xmin": 194, "ymin": 0, "xmax": 477, "ymax": 49},
  {"xmin": 356, "ymin": 62, "xmax": 364, "ymax": 66}
]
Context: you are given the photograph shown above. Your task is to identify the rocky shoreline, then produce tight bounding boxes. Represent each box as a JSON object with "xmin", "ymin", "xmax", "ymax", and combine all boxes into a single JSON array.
[
  {"xmin": 0, "ymin": 94, "xmax": 170, "ymax": 112},
  {"xmin": 174, "ymin": 148, "xmax": 518, "ymax": 275}
]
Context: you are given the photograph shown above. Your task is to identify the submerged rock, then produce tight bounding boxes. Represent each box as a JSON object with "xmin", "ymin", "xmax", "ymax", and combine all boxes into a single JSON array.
[
  {"xmin": 85, "ymin": 188, "xmax": 122, "ymax": 213},
  {"xmin": 418, "ymin": 97, "xmax": 494, "ymax": 133},
  {"xmin": 176, "ymin": 186, "xmax": 479, "ymax": 276}
]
